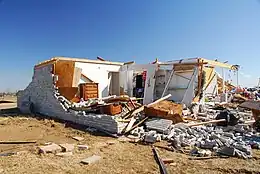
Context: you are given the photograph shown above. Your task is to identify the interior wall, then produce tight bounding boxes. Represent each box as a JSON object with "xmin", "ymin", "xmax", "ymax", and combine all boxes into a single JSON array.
[
  {"xmin": 154, "ymin": 68, "xmax": 198, "ymax": 103},
  {"xmin": 109, "ymin": 72, "xmax": 120, "ymax": 96},
  {"xmin": 123, "ymin": 64, "xmax": 157, "ymax": 104},
  {"xmin": 75, "ymin": 62, "xmax": 121, "ymax": 98}
]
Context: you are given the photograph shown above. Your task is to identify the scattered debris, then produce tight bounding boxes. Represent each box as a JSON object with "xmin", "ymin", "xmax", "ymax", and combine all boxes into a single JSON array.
[
  {"xmin": 81, "ymin": 155, "xmax": 101, "ymax": 165},
  {"xmin": 0, "ymin": 152, "xmax": 17, "ymax": 157},
  {"xmin": 72, "ymin": 136, "xmax": 84, "ymax": 141},
  {"xmin": 152, "ymin": 146, "xmax": 168, "ymax": 174},
  {"xmin": 0, "ymin": 140, "xmax": 36, "ymax": 144},
  {"xmin": 77, "ymin": 145, "xmax": 89, "ymax": 150},
  {"xmin": 56, "ymin": 152, "xmax": 73, "ymax": 157},
  {"xmin": 59, "ymin": 143, "xmax": 75, "ymax": 152},
  {"xmin": 162, "ymin": 158, "xmax": 174, "ymax": 164},
  {"xmin": 38, "ymin": 143, "xmax": 62, "ymax": 154}
]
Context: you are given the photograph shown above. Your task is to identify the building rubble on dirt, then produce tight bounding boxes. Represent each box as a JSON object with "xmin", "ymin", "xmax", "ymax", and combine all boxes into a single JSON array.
[{"xmin": 17, "ymin": 56, "xmax": 260, "ymax": 159}]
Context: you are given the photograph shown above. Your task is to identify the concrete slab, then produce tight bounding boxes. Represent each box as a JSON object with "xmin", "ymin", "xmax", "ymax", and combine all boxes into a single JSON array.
[
  {"xmin": 56, "ymin": 152, "xmax": 73, "ymax": 157},
  {"xmin": 59, "ymin": 143, "xmax": 75, "ymax": 152},
  {"xmin": 145, "ymin": 118, "xmax": 172, "ymax": 133},
  {"xmin": 38, "ymin": 143, "xmax": 62, "ymax": 154},
  {"xmin": 81, "ymin": 155, "xmax": 101, "ymax": 165}
]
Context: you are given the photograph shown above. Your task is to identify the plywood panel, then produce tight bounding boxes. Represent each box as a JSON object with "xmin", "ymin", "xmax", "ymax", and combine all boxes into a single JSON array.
[
  {"xmin": 58, "ymin": 87, "xmax": 78, "ymax": 100},
  {"xmin": 55, "ymin": 60, "xmax": 75, "ymax": 87}
]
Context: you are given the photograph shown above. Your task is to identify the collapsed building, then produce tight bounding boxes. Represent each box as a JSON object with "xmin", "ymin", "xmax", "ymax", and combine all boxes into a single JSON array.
[{"xmin": 17, "ymin": 56, "xmax": 238, "ymax": 134}]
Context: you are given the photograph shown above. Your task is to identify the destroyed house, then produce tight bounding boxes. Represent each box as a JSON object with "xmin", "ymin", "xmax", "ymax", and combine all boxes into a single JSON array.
[{"xmin": 17, "ymin": 57, "xmax": 238, "ymax": 133}]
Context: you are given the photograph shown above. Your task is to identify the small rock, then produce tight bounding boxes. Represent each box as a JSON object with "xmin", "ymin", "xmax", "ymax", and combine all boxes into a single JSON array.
[
  {"xmin": 198, "ymin": 150, "xmax": 206, "ymax": 157},
  {"xmin": 156, "ymin": 134, "xmax": 162, "ymax": 142},
  {"xmin": 223, "ymin": 132, "xmax": 235, "ymax": 139},
  {"xmin": 59, "ymin": 143, "xmax": 75, "ymax": 152},
  {"xmin": 217, "ymin": 146, "xmax": 235, "ymax": 156},
  {"xmin": 144, "ymin": 134, "xmax": 157, "ymax": 143},
  {"xmin": 172, "ymin": 138, "xmax": 181, "ymax": 149},
  {"xmin": 169, "ymin": 162, "xmax": 177, "ymax": 167},
  {"xmin": 205, "ymin": 150, "xmax": 212, "ymax": 157},
  {"xmin": 77, "ymin": 145, "xmax": 89, "ymax": 150},
  {"xmin": 38, "ymin": 143, "xmax": 62, "ymax": 154},
  {"xmin": 56, "ymin": 152, "xmax": 73, "ymax": 157},
  {"xmin": 233, "ymin": 144, "xmax": 252, "ymax": 155},
  {"xmin": 72, "ymin": 136, "xmax": 84, "ymax": 141},
  {"xmin": 81, "ymin": 155, "xmax": 101, "ymax": 165},
  {"xmin": 118, "ymin": 136, "xmax": 131, "ymax": 142},
  {"xmin": 190, "ymin": 147, "xmax": 198, "ymax": 156},
  {"xmin": 106, "ymin": 140, "xmax": 117, "ymax": 145}
]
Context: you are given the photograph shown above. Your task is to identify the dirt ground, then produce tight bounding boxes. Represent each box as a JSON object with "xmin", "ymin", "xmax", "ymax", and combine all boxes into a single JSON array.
[{"xmin": 0, "ymin": 101, "xmax": 260, "ymax": 174}]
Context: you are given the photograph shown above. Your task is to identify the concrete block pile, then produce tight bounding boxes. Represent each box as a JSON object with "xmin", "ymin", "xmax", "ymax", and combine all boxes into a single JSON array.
[
  {"xmin": 128, "ymin": 104, "xmax": 260, "ymax": 159},
  {"xmin": 17, "ymin": 64, "xmax": 121, "ymax": 134}
]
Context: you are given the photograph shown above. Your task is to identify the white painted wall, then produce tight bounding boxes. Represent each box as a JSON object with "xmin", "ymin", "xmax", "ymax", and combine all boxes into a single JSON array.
[
  {"xmin": 154, "ymin": 68, "xmax": 198, "ymax": 103},
  {"xmin": 75, "ymin": 62, "xmax": 121, "ymax": 98},
  {"xmin": 122, "ymin": 64, "xmax": 157, "ymax": 104},
  {"xmin": 204, "ymin": 74, "xmax": 218, "ymax": 96}
]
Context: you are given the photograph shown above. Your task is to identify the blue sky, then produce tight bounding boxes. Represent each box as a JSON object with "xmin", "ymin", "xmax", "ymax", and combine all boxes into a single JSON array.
[{"xmin": 0, "ymin": 0, "xmax": 260, "ymax": 91}]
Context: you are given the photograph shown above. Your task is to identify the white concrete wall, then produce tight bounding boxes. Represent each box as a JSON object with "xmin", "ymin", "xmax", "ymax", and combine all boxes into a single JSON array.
[{"xmin": 75, "ymin": 62, "xmax": 121, "ymax": 98}]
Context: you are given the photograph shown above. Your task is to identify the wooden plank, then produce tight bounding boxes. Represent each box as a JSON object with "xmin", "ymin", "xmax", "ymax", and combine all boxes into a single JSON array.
[
  {"xmin": 0, "ymin": 141, "xmax": 36, "ymax": 144},
  {"xmin": 124, "ymin": 117, "xmax": 148, "ymax": 134},
  {"xmin": 152, "ymin": 146, "xmax": 168, "ymax": 174},
  {"xmin": 58, "ymin": 87, "xmax": 78, "ymax": 100},
  {"xmin": 55, "ymin": 60, "xmax": 75, "ymax": 87},
  {"xmin": 200, "ymin": 58, "xmax": 235, "ymax": 69},
  {"xmin": 187, "ymin": 119, "xmax": 226, "ymax": 127},
  {"xmin": 124, "ymin": 117, "xmax": 137, "ymax": 133},
  {"xmin": 54, "ymin": 56, "xmax": 123, "ymax": 65},
  {"xmin": 147, "ymin": 94, "xmax": 172, "ymax": 107},
  {"xmin": 34, "ymin": 59, "xmax": 56, "ymax": 69}
]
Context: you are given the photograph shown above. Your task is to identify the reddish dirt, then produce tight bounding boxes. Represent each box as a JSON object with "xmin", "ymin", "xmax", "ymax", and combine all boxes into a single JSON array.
[
  {"xmin": 0, "ymin": 116, "xmax": 259, "ymax": 174},
  {"xmin": 0, "ymin": 98, "xmax": 260, "ymax": 174}
]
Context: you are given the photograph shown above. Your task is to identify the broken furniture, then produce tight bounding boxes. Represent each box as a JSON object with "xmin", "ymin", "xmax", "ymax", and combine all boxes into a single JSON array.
[{"xmin": 79, "ymin": 83, "xmax": 99, "ymax": 100}]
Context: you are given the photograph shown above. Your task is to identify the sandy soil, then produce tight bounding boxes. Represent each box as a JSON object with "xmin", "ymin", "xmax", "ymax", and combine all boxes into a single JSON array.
[{"xmin": 0, "ymin": 99, "xmax": 260, "ymax": 174}]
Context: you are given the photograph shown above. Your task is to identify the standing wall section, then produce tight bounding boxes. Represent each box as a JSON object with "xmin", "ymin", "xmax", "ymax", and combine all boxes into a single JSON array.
[{"xmin": 17, "ymin": 63, "xmax": 120, "ymax": 133}]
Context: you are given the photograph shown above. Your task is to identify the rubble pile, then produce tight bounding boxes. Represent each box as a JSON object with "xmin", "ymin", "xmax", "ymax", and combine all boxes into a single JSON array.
[{"xmin": 47, "ymin": 87, "xmax": 260, "ymax": 160}]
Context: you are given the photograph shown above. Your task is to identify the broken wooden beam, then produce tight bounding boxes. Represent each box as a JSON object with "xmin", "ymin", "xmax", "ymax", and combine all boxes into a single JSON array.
[
  {"xmin": 187, "ymin": 119, "xmax": 226, "ymax": 127},
  {"xmin": 0, "ymin": 140, "xmax": 36, "ymax": 144},
  {"xmin": 147, "ymin": 94, "xmax": 172, "ymax": 107},
  {"xmin": 152, "ymin": 146, "xmax": 168, "ymax": 174},
  {"xmin": 124, "ymin": 117, "xmax": 149, "ymax": 134},
  {"xmin": 124, "ymin": 117, "xmax": 137, "ymax": 133}
]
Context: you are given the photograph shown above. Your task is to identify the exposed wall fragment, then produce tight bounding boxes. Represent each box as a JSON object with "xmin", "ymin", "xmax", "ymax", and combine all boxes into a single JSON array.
[{"xmin": 17, "ymin": 64, "xmax": 120, "ymax": 133}]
